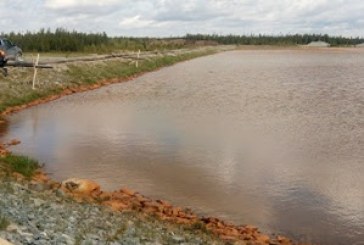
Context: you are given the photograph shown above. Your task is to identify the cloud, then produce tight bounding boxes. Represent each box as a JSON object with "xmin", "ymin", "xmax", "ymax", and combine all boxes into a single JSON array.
[
  {"xmin": 0, "ymin": 0, "xmax": 363, "ymax": 36},
  {"xmin": 119, "ymin": 15, "xmax": 157, "ymax": 29},
  {"xmin": 44, "ymin": 0, "xmax": 121, "ymax": 9}
]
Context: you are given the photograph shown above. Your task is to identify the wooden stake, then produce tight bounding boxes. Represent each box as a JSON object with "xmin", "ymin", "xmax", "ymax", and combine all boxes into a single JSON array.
[
  {"xmin": 136, "ymin": 49, "xmax": 140, "ymax": 68},
  {"xmin": 32, "ymin": 53, "xmax": 40, "ymax": 90}
]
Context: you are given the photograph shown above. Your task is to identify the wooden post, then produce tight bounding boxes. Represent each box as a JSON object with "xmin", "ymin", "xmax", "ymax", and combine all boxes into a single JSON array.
[
  {"xmin": 32, "ymin": 53, "xmax": 40, "ymax": 90},
  {"xmin": 136, "ymin": 49, "xmax": 140, "ymax": 68}
]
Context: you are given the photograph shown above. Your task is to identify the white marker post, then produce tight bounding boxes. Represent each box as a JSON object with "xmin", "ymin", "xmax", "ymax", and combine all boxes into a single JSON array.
[
  {"xmin": 136, "ymin": 49, "xmax": 140, "ymax": 68},
  {"xmin": 32, "ymin": 53, "xmax": 40, "ymax": 90}
]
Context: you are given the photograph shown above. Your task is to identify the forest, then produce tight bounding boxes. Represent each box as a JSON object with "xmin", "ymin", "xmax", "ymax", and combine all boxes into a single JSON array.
[
  {"xmin": 185, "ymin": 33, "xmax": 364, "ymax": 46},
  {"xmin": 2, "ymin": 28, "xmax": 363, "ymax": 53}
]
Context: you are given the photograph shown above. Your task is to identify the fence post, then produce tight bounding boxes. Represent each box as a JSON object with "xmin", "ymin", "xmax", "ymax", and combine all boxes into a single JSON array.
[
  {"xmin": 136, "ymin": 49, "xmax": 140, "ymax": 68},
  {"xmin": 32, "ymin": 53, "xmax": 40, "ymax": 90}
]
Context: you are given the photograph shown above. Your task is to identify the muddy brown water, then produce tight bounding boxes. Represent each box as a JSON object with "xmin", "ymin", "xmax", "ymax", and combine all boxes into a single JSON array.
[{"xmin": 1, "ymin": 49, "xmax": 363, "ymax": 244}]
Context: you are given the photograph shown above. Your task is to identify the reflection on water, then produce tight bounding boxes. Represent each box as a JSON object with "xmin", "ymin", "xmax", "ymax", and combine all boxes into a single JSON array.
[{"xmin": 1, "ymin": 49, "xmax": 363, "ymax": 244}]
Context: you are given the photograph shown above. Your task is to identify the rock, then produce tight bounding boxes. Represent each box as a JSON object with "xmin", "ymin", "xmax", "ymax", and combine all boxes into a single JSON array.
[
  {"xmin": 276, "ymin": 235, "xmax": 292, "ymax": 245},
  {"xmin": 7, "ymin": 139, "xmax": 21, "ymax": 146},
  {"xmin": 32, "ymin": 172, "xmax": 50, "ymax": 183},
  {"xmin": 32, "ymin": 198, "xmax": 46, "ymax": 207},
  {"xmin": 61, "ymin": 234, "xmax": 74, "ymax": 244},
  {"xmin": 55, "ymin": 189, "xmax": 66, "ymax": 197},
  {"xmin": 135, "ymin": 194, "xmax": 150, "ymax": 203},
  {"xmin": 255, "ymin": 234, "xmax": 270, "ymax": 244},
  {"xmin": 223, "ymin": 227, "xmax": 240, "ymax": 237},
  {"xmin": 156, "ymin": 199, "xmax": 172, "ymax": 207},
  {"xmin": 172, "ymin": 235, "xmax": 185, "ymax": 243},
  {"xmin": 120, "ymin": 188, "xmax": 136, "ymax": 196},
  {"xmin": 111, "ymin": 192, "xmax": 128, "ymax": 200},
  {"xmin": 61, "ymin": 178, "xmax": 100, "ymax": 196},
  {"xmin": 171, "ymin": 207, "xmax": 182, "ymax": 216},
  {"xmin": 11, "ymin": 173, "xmax": 24, "ymax": 181},
  {"xmin": 0, "ymin": 143, "xmax": 9, "ymax": 157},
  {"xmin": 103, "ymin": 200, "xmax": 129, "ymax": 211},
  {"xmin": 6, "ymin": 224, "xmax": 20, "ymax": 233},
  {"xmin": 98, "ymin": 192, "xmax": 111, "ymax": 201},
  {"xmin": 28, "ymin": 182, "xmax": 48, "ymax": 192},
  {"xmin": 245, "ymin": 225, "xmax": 258, "ymax": 232},
  {"xmin": 49, "ymin": 181, "xmax": 61, "ymax": 190}
]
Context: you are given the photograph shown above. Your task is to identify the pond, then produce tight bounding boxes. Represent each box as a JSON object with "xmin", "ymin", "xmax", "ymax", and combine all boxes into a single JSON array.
[{"xmin": 1, "ymin": 49, "xmax": 363, "ymax": 244}]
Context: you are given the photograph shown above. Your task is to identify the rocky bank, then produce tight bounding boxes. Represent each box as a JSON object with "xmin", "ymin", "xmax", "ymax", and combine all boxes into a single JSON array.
[
  {"xmin": 0, "ymin": 177, "xmax": 226, "ymax": 245},
  {"xmin": 0, "ymin": 154, "xmax": 294, "ymax": 245}
]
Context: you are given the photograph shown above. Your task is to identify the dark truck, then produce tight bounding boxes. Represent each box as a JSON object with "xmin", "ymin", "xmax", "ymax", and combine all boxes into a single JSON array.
[
  {"xmin": 0, "ymin": 49, "xmax": 7, "ymax": 76},
  {"xmin": 0, "ymin": 37, "xmax": 23, "ymax": 62}
]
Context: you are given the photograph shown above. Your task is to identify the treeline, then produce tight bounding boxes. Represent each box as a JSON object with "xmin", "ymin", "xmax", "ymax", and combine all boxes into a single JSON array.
[
  {"xmin": 1, "ymin": 28, "xmax": 185, "ymax": 52},
  {"xmin": 185, "ymin": 34, "xmax": 364, "ymax": 46},
  {"xmin": 3, "ymin": 28, "xmax": 108, "ymax": 52},
  {"xmin": 1, "ymin": 29, "xmax": 364, "ymax": 53}
]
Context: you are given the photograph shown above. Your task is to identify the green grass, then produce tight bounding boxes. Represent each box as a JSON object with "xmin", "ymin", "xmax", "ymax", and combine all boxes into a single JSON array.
[
  {"xmin": 1, "ymin": 154, "xmax": 39, "ymax": 178},
  {"xmin": 0, "ymin": 88, "xmax": 60, "ymax": 113},
  {"xmin": 67, "ymin": 50, "xmax": 216, "ymax": 85}
]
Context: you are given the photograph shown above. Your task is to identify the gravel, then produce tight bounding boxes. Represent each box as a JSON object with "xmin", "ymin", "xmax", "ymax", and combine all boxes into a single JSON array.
[{"xmin": 0, "ymin": 180, "xmax": 225, "ymax": 245}]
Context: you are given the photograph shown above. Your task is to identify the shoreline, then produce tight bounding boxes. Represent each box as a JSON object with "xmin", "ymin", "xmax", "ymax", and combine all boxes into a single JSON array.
[
  {"xmin": 1, "ymin": 47, "xmax": 295, "ymax": 245},
  {"xmin": 0, "ymin": 143, "xmax": 294, "ymax": 245},
  {"xmin": 1, "ymin": 47, "xmax": 228, "ymax": 117}
]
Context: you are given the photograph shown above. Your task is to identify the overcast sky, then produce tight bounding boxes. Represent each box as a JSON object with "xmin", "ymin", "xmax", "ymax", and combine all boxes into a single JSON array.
[{"xmin": 1, "ymin": 0, "xmax": 364, "ymax": 37}]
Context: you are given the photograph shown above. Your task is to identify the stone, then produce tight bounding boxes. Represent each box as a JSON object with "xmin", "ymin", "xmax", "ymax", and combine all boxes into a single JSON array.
[
  {"xmin": 224, "ymin": 227, "xmax": 240, "ymax": 237},
  {"xmin": 111, "ymin": 192, "xmax": 128, "ymax": 200},
  {"xmin": 172, "ymin": 235, "xmax": 185, "ymax": 243},
  {"xmin": 6, "ymin": 224, "xmax": 20, "ymax": 233},
  {"xmin": 255, "ymin": 234, "xmax": 270, "ymax": 244},
  {"xmin": 276, "ymin": 235, "xmax": 292, "ymax": 245},
  {"xmin": 33, "ymin": 198, "xmax": 46, "ymax": 207},
  {"xmin": 120, "ymin": 188, "xmax": 136, "ymax": 196},
  {"xmin": 156, "ymin": 199, "xmax": 171, "ymax": 207},
  {"xmin": 32, "ymin": 172, "xmax": 50, "ymax": 183},
  {"xmin": 98, "ymin": 192, "xmax": 111, "ymax": 201},
  {"xmin": 7, "ymin": 139, "xmax": 21, "ymax": 146},
  {"xmin": 49, "ymin": 181, "xmax": 61, "ymax": 190},
  {"xmin": 216, "ymin": 221, "xmax": 224, "ymax": 228},
  {"xmin": 135, "ymin": 193, "xmax": 150, "ymax": 203},
  {"xmin": 61, "ymin": 178, "xmax": 100, "ymax": 196},
  {"xmin": 12, "ymin": 173, "xmax": 24, "ymax": 181},
  {"xmin": 29, "ymin": 182, "xmax": 48, "ymax": 192},
  {"xmin": 0, "ymin": 148, "xmax": 10, "ymax": 157},
  {"xmin": 171, "ymin": 207, "xmax": 182, "ymax": 216},
  {"xmin": 245, "ymin": 225, "xmax": 258, "ymax": 233},
  {"xmin": 103, "ymin": 200, "xmax": 129, "ymax": 211},
  {"xmin": 55, "ymin": 189, "xmax": 66, "ymax": 197}
]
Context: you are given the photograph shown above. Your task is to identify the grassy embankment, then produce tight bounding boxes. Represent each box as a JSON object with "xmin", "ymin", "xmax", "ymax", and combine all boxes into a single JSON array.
[{"xmin": 0, "ymin": 48, "xmax": 218, "ymax": 115}]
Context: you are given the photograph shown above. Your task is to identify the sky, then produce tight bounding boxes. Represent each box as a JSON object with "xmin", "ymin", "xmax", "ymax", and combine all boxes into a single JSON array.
[{"xmin": 1, "ymin": 0, "xmax": 364, "ymax": 37}]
